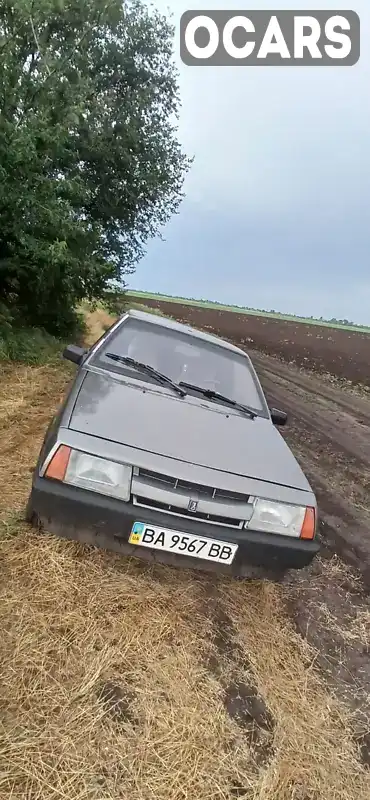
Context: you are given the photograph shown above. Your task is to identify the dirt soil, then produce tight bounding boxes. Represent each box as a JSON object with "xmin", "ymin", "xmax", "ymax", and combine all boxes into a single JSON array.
[{"xmin": 1, "ymin": 304, "xmax": 370, "ymax": 799}]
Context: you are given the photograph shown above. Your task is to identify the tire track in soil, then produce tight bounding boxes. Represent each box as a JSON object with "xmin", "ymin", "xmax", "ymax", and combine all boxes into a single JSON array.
[
  {"xmin": 201, "ymin": 581, "xmax": 276, "ymax": 797},
  {"xmin": 251, "ymin": 351, "xmax": 370, "ymax": 424},
  {"xmin": 256, "ymin": 362, "xmax": 370, "ymax": 467},
  {"xmin": 203, "ymin": 576, "xmax": 370, "ymax": 796},
  {"xmin": 285, "ymin": 559, "xmax": 370, "ymax": 767},
  {"xmin": 250, "ymin": 352, "xmax": 370, "ymax": 575},
  {"xmin": 248, "ymin": 351, "xmax": 370, "ymax": 767}
]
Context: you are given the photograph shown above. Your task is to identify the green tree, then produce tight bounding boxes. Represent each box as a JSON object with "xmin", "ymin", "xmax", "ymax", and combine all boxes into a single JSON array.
[{"xmin": 0, "ymin": 0, "xmax": 190, "ymax": 335}]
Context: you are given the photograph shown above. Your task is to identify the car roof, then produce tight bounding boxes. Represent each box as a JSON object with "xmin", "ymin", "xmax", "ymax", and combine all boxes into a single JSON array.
[{"xmin": 124, "ymin": 308, "xmax": 247, "ymax": 357}]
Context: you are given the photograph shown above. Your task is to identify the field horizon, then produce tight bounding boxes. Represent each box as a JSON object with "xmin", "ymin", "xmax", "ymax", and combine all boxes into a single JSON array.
[{"xmin": 126, "ymin": 289, "xmax": 370, "ymax": 334}]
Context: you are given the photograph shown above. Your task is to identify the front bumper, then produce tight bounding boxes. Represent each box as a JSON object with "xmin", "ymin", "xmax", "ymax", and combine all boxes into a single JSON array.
[{"xmin": 27, "ymin": 475, "xmax": 320, "ymax": 579}]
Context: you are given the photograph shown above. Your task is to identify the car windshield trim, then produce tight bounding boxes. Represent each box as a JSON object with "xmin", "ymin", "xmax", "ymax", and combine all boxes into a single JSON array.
[
  {"xmin": 179, "ymin": 382, "xmax": 257, "ymax": 419},
  {"xmin": 105, "ymin": 353, "xmax": 187, "ymax": 397}
]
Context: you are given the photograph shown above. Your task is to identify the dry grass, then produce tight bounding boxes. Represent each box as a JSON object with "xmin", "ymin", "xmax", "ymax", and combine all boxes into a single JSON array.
[
  {"xmin": 0, "ymin": 362, "xmax": 72, "ymax": 513},
  {"xmin": 0, "ymin": 531, "xmax": 259, "ymax": 800},
  {"xmin": 308, "ymin": 559, "xmax": 370, "ymax": 649},
  {"xmin": 0, "ymin": 310, "xmax": 369, "ymax": 799},
  {"xmin": 317, "ymin": 603, "xmax": 370, "ymax": 648},
  {"xmin": 83, "ymin": 306, "xmax": 117, "ymax": 347},
  {"xmin": 286, "ymin": 556, "xmax": 370, "ymax": 652}
]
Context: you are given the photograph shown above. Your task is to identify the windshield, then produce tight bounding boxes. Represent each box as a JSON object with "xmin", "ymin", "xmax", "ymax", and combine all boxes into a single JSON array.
[{"xmin": 90, "ymin": 318, "xmax": 269, "ymax": 416}]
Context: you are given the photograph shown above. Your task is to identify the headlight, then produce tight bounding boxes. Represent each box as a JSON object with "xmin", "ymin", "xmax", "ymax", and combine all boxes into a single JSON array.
[
  {"xmin": 246, "ymin": 498, "xmax": 315, "ymax": 539},
  {"xmin": 44, "ymin": 445, "xmax": 132, "ymax": 501}
]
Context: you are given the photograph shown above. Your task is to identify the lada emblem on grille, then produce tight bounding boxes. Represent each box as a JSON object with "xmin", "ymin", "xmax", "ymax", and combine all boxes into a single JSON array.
[{"xmin": 188, "ymin": 499, "xmax": 198, "ymax": 513}]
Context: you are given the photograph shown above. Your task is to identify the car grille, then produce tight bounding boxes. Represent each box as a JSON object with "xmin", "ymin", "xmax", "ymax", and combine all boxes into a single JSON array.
[{"xmin": 131, "ymin": 467, "xmax": 252, "ymax": 528}]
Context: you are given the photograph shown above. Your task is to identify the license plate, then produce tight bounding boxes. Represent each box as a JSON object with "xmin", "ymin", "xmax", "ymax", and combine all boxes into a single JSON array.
[{"xmin": 129, "ymin": 522, "xmax": 238, "ymax": 565}]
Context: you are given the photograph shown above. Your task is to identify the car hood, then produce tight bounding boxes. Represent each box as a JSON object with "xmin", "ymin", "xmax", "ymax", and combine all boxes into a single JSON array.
[{"xmin": 68, "ymin": 370, "xmax": 311, "ymax": 492}]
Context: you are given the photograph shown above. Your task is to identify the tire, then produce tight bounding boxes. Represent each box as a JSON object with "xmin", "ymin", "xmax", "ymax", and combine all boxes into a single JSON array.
[
  {"xmin": 24, "ymin": 494, "xmax": 39, "ymax": 526},
  {"xmin": 235, "ymin": 566, "xmax": 288, "ymax": 583}
]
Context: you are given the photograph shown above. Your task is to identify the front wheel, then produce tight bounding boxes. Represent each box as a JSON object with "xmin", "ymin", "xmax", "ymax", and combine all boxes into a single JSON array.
[
  {"xmin": 235, "ymin": 566, "xmax": 288, "ymax": 583},
  {"xmin": 24, "ymin": 494, "xmax": 39, "ymax": 526}
]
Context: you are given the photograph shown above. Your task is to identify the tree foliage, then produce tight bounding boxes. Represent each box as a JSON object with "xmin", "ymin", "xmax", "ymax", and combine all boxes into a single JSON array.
[{"xmin": 0, "ymin": 0, "xmax": 190, "ymax": 334}]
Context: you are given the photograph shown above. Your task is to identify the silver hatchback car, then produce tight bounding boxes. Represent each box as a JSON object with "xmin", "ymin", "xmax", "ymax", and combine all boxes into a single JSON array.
[{"xmin": 26, "ymin": 308, "xmax": 319, "ymax": 580}]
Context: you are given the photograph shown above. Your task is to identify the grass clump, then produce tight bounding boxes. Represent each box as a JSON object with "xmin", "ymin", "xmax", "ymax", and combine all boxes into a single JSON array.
[
  {"xmin": 0, "ymin": 303, "xmax": 86, "ymax": 365},
  {"xmin": 0, "ymin": 325, "xmax": 64, "ymax": 365}
]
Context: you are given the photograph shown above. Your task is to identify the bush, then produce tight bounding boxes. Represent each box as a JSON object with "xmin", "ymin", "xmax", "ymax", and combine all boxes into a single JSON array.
[
  {"xmin": 0, "ymin": 326, "xmax": 63, "ymax": 365},
  {"xmin": 0, "ymin": 302, "xmax": 86, "ymax": 364}
]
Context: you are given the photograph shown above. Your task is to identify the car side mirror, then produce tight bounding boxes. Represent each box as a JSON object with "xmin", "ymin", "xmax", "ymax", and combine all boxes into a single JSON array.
[
  {"xmin": 63, "ymin": 344, "xmax": 88, "ymax": 365},
  {"xmin": 270, "ymin": 407, "xmax": 287, "ymax": 426}
]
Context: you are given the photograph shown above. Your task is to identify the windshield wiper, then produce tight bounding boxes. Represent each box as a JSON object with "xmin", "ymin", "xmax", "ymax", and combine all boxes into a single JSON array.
[
  {"xmin": 105, "ymin": 353, "xmax": 187, "ymax": 397},
  {"xmin": 179, "ymin": 382, "xmax": 257, "ymax": 418}
]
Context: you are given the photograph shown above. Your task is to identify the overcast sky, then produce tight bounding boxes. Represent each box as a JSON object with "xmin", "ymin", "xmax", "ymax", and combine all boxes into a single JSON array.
[{"xmin": 131, "ymin": 0, "xmax": 370, "ymax": 323}]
